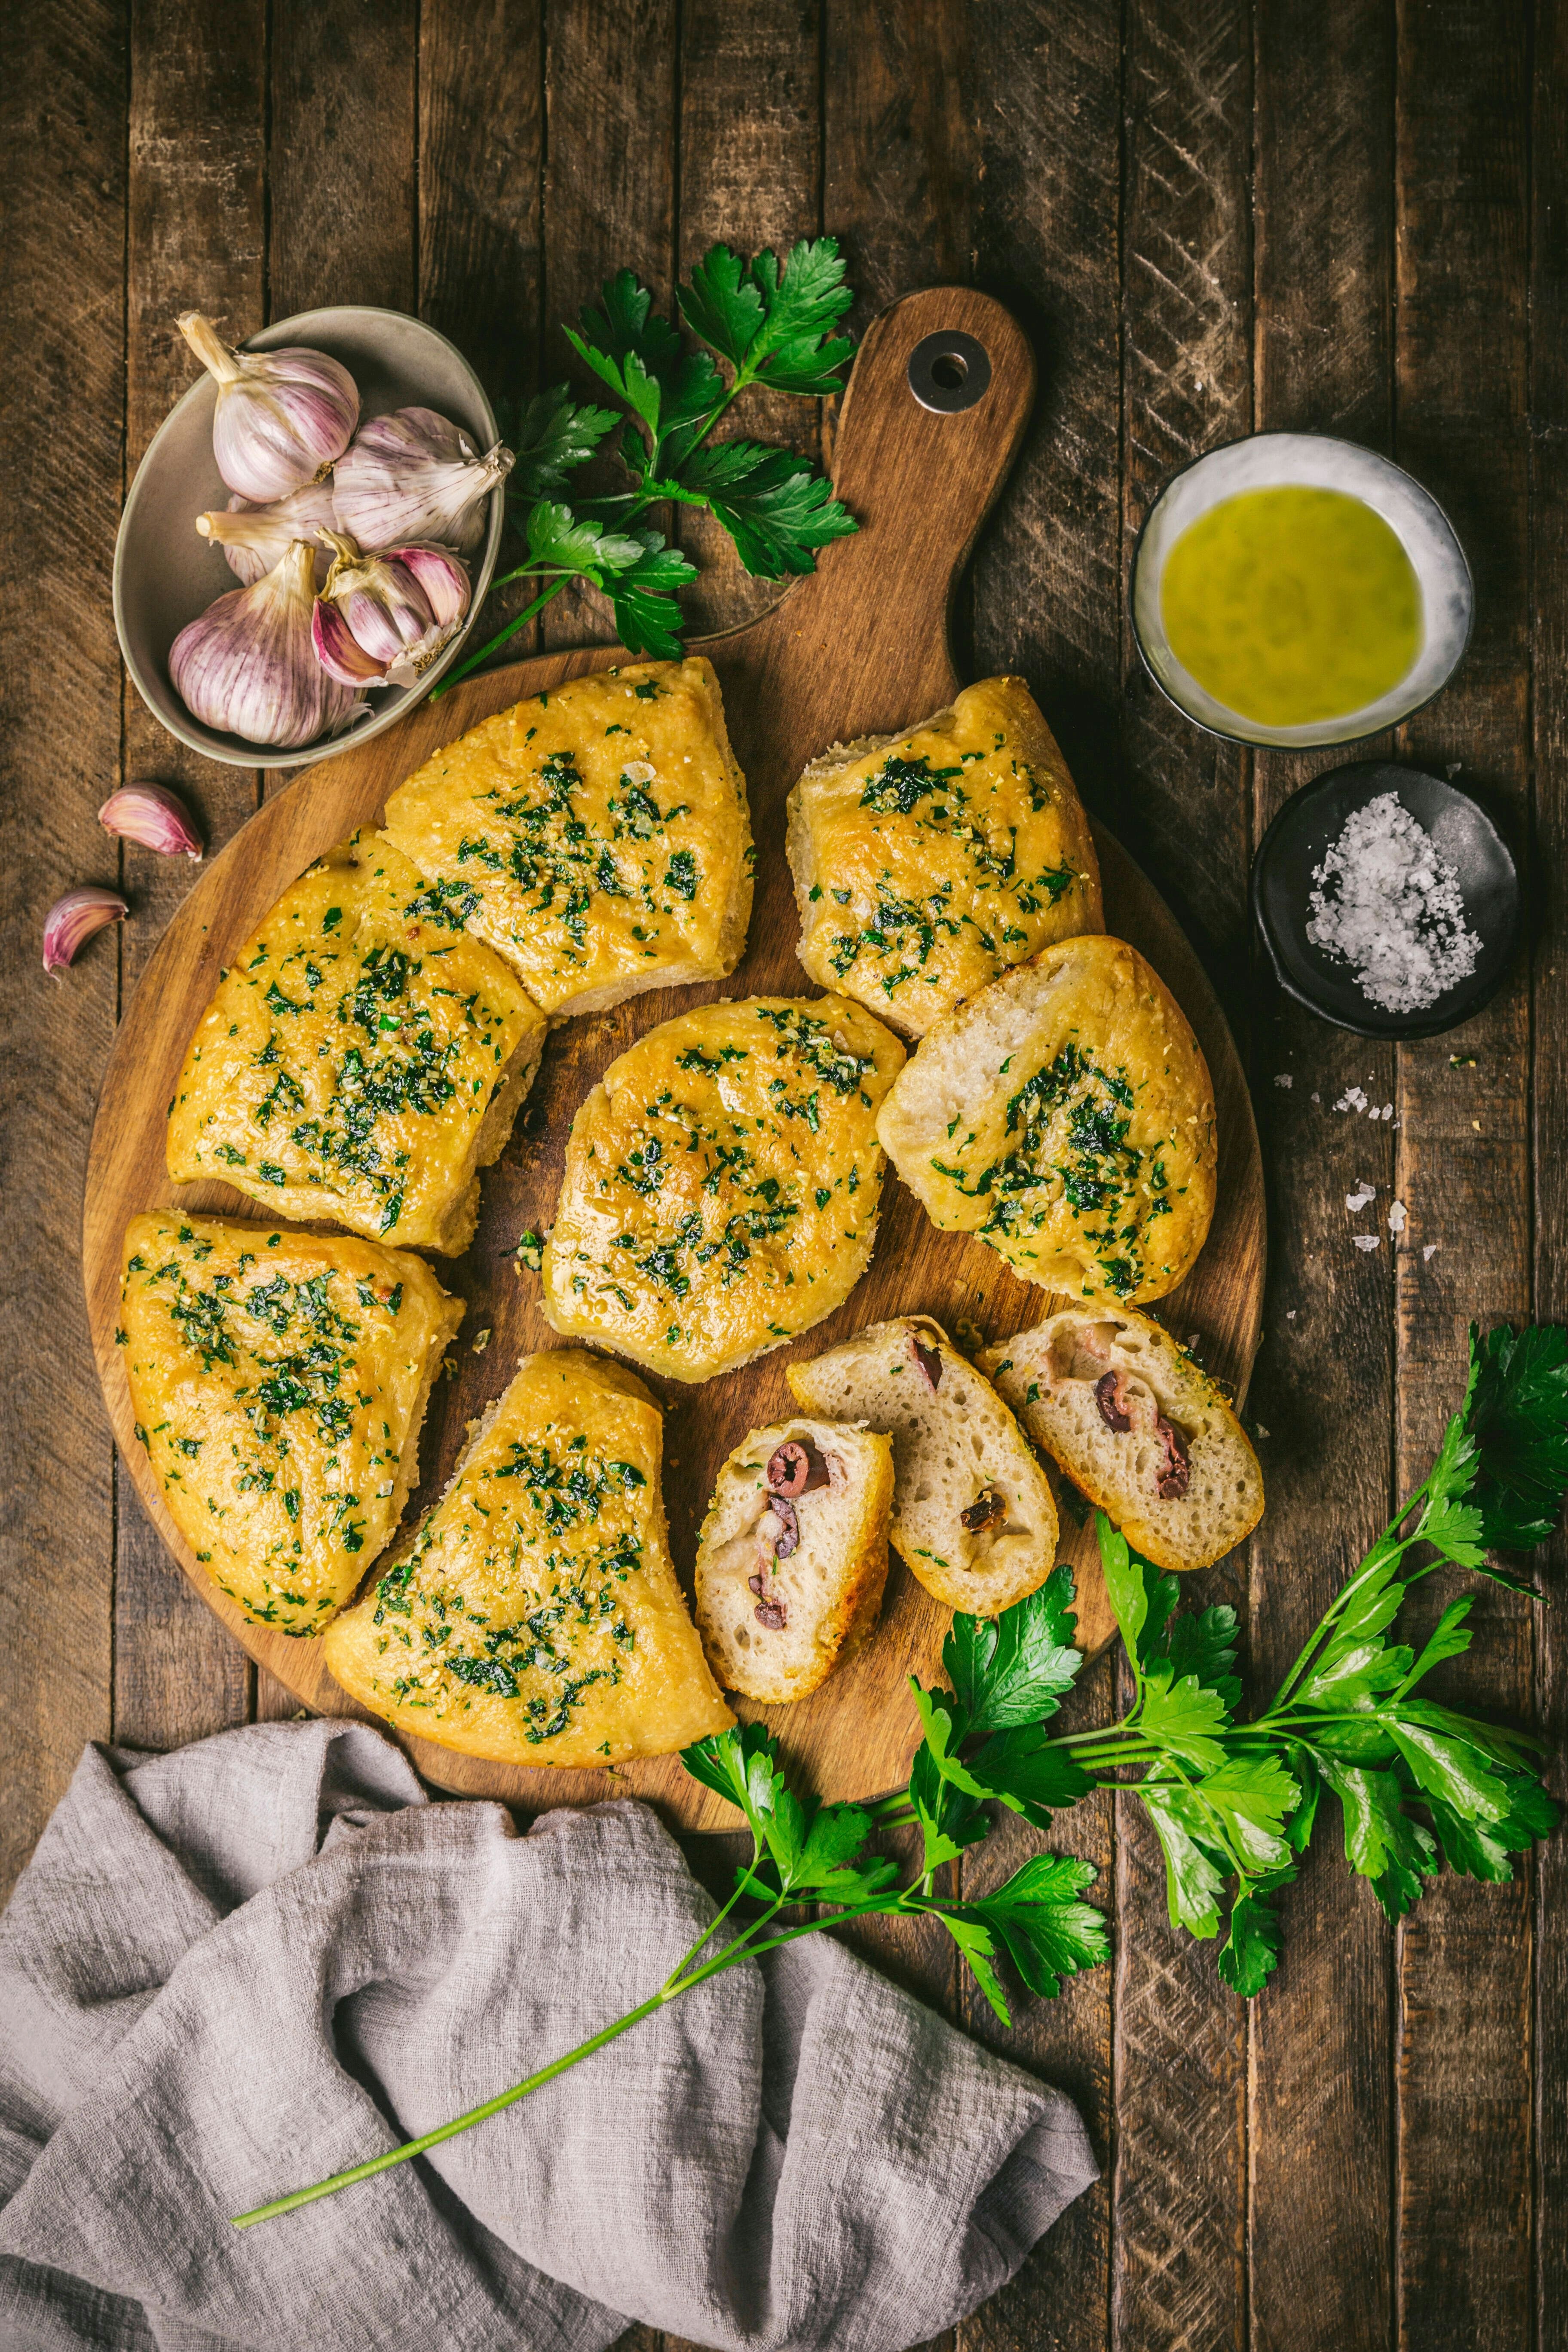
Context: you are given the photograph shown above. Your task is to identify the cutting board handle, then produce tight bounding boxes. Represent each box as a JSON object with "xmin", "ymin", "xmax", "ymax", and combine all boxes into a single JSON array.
[{"xmin": 783, "ymin": 286, "xmax": 1036, "ymax": 706}]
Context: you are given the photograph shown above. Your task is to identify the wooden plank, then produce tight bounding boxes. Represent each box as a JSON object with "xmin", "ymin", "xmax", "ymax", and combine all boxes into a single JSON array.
[
  {"xmin": 268, "ymin": 0, "xmax": 417, "ymax": 322},
  {"xmin": 677, "ymin": 0, "xmax": 821, "ymax": 634},
  {"xmin": 1114, "ymin": 7, "xmax": 1254, "ymax": 2346},
  {"xmin": 540, "ymin": 0, "xmax": 677, "ymax": 655},
  {"xmin": 1392, "ymin": 4, "xmax": 1534, "ymax": 2345},
  {"xmin": 1530, "ymin": 11, "xmax": 1568, "ymax": 2341},
  {"xmin": 114, "ymin": 0, "xmax": 268, "ymax": 1751},
  {"xmin": 1246, "ymin": 6, "xmax": 1398, "ymax": 2347},
  {"xmin": 0, "ymin": 0, "xmax": 127, "ymax": 1896},
  {"xmin": 822, "ymin": 0, "xmax": 977, "ymax": 327},
  {"xmin": 962, "ymin": 12, "xmax": 1125, "ymax": 2346}
]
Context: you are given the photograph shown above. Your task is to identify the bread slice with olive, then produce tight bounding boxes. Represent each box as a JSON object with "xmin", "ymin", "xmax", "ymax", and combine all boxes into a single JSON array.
[
  {"xmin": 786, "ymin": 1316, "xmax": 1059, "ymax": 1616},
  {"xmin": 978, "ymin": 1305, "xmax": 1263, "ymax": 1574},
  {"xmin": 695, "ymin": 1418, "xmax": 894, "ymax": 1702}
]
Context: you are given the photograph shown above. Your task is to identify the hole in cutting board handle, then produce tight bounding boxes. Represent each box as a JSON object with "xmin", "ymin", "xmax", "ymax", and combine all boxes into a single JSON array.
[{"xmin": 907, "ymin": 329, "xmax": 992, "ymax": 413}]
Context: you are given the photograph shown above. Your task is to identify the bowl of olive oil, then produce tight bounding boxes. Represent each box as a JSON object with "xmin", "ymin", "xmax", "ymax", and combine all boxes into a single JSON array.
[{"xmin": 1130, "ymin": 433, "xmax": 1473, "ymax": 749}]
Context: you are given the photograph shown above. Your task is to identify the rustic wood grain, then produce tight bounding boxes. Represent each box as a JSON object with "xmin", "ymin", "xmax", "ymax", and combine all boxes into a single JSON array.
[
  {"xmin": 1114, "ymin": 8, "xmax": 1255, "ymax": 2346},
  {"xmin": 963, "ymin": 13, "xmax": 1127, "ymax": 2346},
  {"xmin": 82, "ymin": 286, "xmax": 1263, "ymax": 1841},
  {"xmin": 1393, "ymin": 3, "xmax": 1536, "ymax": 2345},
  {"xmin": 1531, "ymin": 9, "xmax": 1568, "ymax": 2341},
  {"xmin": 0, "ymin": 0, "xmax": 125, "ymax": 1894},
  {"xmin": 114, "ymin": 0, "xmax": 268, "ymax": 1752},
  {"xmin": 1246, "ymin": 5, "xmax": 1399, "ymax": 2347},
  {"xmin": 268, "ymin": 0, "xmax": 417, "ymax": 321}
]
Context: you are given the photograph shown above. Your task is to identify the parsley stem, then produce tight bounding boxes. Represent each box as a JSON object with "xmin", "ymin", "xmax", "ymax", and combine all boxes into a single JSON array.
[
  {"xmin": 1268, "ymin": 1522, "xmax": 1430, "ymax": 1711},
  {"xmin": 432, "ymin": 576, "xmax": 575, "ymax": 700}
]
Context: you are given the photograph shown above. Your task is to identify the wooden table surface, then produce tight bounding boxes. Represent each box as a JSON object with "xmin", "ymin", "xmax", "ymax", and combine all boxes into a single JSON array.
[{"xmin": 2, "ymin": 3, "xmax": 1561, "ymax": 2346}]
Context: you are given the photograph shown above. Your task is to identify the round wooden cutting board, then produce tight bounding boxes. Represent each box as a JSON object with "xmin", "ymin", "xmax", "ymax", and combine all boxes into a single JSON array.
[{"xmin": 83, "ymin": 287, "xmax": 1265, "ymax": 1832}]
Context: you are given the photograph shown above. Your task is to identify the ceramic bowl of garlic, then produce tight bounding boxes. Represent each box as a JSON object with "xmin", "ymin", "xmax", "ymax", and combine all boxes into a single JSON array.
[{"xmin": 114, "ymin": 306, "xmax": 511, "ymax": 769}]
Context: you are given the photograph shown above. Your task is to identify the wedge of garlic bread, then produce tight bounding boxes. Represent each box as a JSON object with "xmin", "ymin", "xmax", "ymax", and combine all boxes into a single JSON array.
[
  {"xmin": 980, "ymin": 1306, "xmax": 1263, "ymax": 1574},
  {"xmin": 786, "ymin": 1316, "xmax": 1059, "ymax": 1616},
  {"xmin": 381, "ymin": 655, "xmax": 753, "ymax": 1017},
  {"xmin": 167, "ymin": 830, "xmax": 546, "ymax": 1255},
  {"xmin": 324, "ymin": 1347, "xmax": 733, "ymax": 1766},
  {"xmin": 786, "ymin": 675, "xmax": 1102, "ymax": 1037},
  {"xmin": 542, "ymin": 995, "xmax": 905, "ymax": 1384},
  {"xmin": 695, "ymin": 1416, "xmax": 894, "ymax": 1701},
  {"xmin": 119, "ymin": 1211, "xmax": 462, "ymax": 1635},
  {"xmin": 876, "ymin": 933, "xmax": 1217, "ymax": 1305}
]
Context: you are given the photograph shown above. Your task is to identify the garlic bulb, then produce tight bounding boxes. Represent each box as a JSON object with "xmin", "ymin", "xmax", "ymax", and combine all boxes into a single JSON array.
[
  {"xmin": 331, "ymin": 406, "xmax": 513, "ymax": 556},
  {"xmin": 311, "ymin": 531, "xmax": 472, "ymax": 688},
  {"xmin": 196, "ymin": 481, "xmax": 338, "ymax": 586},
  {"xmin": 44, "ymin": 887, "xmax": 128, "ymax": 974},
  {"xmin": 99, "ymin": 782, "xmax": 203, "ymax": 860},
  {"xmin": 178, "ymin": 312, "xmax": 359, "ymax": 502},
  {"xmin": 170, "ymin": 540, "xmax": 364, "ymax": 749}
]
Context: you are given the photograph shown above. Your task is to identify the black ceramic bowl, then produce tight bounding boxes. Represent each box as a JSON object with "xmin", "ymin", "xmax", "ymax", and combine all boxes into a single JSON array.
[{"xmin": 1251, "ymin": 762, "xmax": 1520, "ymax": 1040}]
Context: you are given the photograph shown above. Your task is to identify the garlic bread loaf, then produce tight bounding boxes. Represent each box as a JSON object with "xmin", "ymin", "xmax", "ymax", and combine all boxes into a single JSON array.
[
  {"xmin": 324, "ymin": 1347, "xmax": 733, "ymax": 1767},
  {"xmin": 695, "ymin": 1417, "xmax": 894, "ymax": 1701},
  {"xmin": 166, "ymin": 830, "xmax": 546, "ymax": 1255},
  {"xmin": 786, "ymin": 675, "xmax": 1102, "ymax": 1036},
  {"xmin": 119, "ymin": 1211, "xmax": 462, "ymax": 1635},
  {"xmin": 876, "ymin": 934, "xmax": 1217, "ymax": 1305},
  {"xmin": 786, "ymin": 1316, "xmax": 1059, "ymax": 1616},
  {"xmin": 979, "ymin": 1306, "xmax": 1263, "ymax": 1574},
  {"xmin": 381, "ymin": 655, "xmax": 753, "ymax": 1017},
  {"xmin": 542, "ymin": 995, "xmax": 905, "ymax": 1383}
]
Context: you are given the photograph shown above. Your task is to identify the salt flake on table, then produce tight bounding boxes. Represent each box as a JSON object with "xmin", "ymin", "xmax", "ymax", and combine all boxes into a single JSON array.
[
  {"xmin": 1353, "ymin": 1234, "xmax": 1381, "ymax": 1252},
  {"xmin": 1346, "ymin": 1183, "xmax": 1376, "ymax": 1213},
  {"xmin": 1423, "ymin": 1243, "xmax": 1440, "ymax": 1261},
  {"xmin": 1306, "ymin": 791, "xmax": 1482, "ymax": 1014},
  {"xmin": 1274, "ymin": 1073, "xmax": 1293, "ymax": 1088},
  {"xmin": 1388, "ymin": 1200, "xmax": 1408, "ymax": 1234}
]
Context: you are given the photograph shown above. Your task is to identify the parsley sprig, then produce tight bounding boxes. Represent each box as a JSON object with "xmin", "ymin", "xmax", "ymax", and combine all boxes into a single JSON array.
[
  {"xmin": 434, "ymin": 240, "xmax": 858, "ymax": 694},
  {"xmin": 232, "ymin": 1322, "xmax": 1565, "ymax": 2228}
]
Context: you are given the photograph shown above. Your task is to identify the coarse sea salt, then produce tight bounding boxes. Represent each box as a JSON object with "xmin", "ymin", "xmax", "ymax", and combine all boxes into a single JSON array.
[{"xmin": 1307, "ymin": 791, "xmax": 1482, "ymax": 1014}]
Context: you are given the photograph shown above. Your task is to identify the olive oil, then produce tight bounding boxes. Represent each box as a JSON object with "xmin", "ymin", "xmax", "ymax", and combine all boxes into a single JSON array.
[{"xmin": 1160, "ymin": 484, "xmax": 1422, "ymax": 727}]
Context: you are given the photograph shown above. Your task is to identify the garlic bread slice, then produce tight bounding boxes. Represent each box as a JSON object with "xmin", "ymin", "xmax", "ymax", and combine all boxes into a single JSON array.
[
  {"xmin": 695, "ymin": 1416, "xmax": 894, "ymax": 1701},
  {"xmin": 980, "ymin": 1307, "xmax": 1263, "ymax": 1574},
  {"xmin": 542, "ymin": 995, "xmax": 905, "ymax": 1384},
  {"xmin": 167, "ymin": 830, "xmax": 546, "ymax": 1255},
  {"xmin": 119, "ymin": 1211, "xmax": 462, "ymax": 1636},
  {"xmin": 787, "ymin": 675, "xmax": 1102, "ymax": 1037},
  {"xmin": 876, "ymin": 934, "xmax": 1217, "ymax": 1304},
  {"xmin": 324, "ymin": 1348, "xmax": 732, "ymax": 1767},
  {"xmin": 787, "ymin": 1316, "xmax": 1059, "ymax": 1616},
  {"xmin": 381, "ymin": 655, "xmax": 753, "ymax": 1017}
]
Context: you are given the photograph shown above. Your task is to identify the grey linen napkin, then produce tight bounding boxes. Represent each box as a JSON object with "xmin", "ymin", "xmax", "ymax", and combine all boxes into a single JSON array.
[{"xmin": 0, "ymin": 1720, "xmax": 1096, "ymax": 2352}]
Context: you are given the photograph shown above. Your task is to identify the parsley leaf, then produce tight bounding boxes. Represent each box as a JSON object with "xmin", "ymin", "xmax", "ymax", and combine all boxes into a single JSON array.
[
  {"xmin": 504, "ymin": 383, "xmax": 619, "ymax": 495},
  {"xmin": 944, "ymin": 1566, "xmax": 1083, "ymax": 1732},
  {"xmin": 1464, "ymin": 1320, "xmax": 1568, "ymax": 1550},
  {"xmin": 940, "ymin": 1855, "xmax": 1108, "ymax": 2012}
]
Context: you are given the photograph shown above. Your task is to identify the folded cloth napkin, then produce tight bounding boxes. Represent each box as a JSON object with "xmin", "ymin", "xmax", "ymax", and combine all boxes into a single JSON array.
[{"xmin": 0, "ymin": 1720, "xmax": 1096, "ymax": 2352}]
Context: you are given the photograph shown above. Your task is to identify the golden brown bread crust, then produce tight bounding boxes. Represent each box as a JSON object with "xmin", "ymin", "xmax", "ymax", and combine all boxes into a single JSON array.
[
  {"xmin": 875, "ymin": 934, "xmax": 1217, "ymax": 1305},
  {"xmin": 119, "ymin": 1211, "xmax": 462, "ymax": 1635},
  {"xmin": 786, "ymin": 676, "xmax": 1102, "ymax": 1038},
  {"xmin": 165, "ymin": 830, "xmax": 545, "ymax": 1255},
  {"xmin": 542, "ymin": 995, "xmax": 906, "ymax": 1384},
  {"xmin": 323, "ymin": 1347, "xmax": 733, "ymax": 1766},
  {"xmin": 380, "ymin": 655, "xmax": 753, "ymax": 1017}
]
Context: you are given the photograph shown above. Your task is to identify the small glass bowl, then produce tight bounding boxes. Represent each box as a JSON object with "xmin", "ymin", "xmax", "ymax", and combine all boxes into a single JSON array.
[{"xmin": 1130, "ymin": 432, "xmax": 1474, "ymax": 751}]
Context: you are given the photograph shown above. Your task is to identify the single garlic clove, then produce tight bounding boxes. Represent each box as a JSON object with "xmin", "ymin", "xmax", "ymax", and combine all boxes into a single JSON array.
[
  {"xmin": 312, "ymin": 535, "xmax": 472, "ymax": 688},
  {"xmin": 332, "ymin": 405, "xmax": 512, "ymax": 556},
  {"xmin": 178, "ymin": 312, "xmax": 359, "ymax": 503},
  {"xmin": 98, "ymin": 782, "xmax": 204, "ymax": 860},
  {"xmin": 170, "ymin": 538, "xmax": 364, "ymax": 749},
  {"xmin": 43, "ymin": 887, "xmax": 128, "ymax": 975},
  {"xmin": 196, "ymin": 480, "xmax": 337, "ymax": 586}
]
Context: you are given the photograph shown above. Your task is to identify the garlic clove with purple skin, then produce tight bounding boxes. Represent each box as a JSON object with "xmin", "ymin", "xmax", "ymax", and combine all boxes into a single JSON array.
[
  {"xmin": 98, "ymin": 782, "xmax": 204, "ymax": 861},
  {"xmin": 170, "ymin": 539, "xmax": 365, "ymax": 750},
  {"xmin": 178, "ymin": 312, "xmax": 359, "ymax": 503},
  {"xmin": 311, "ymin": 531, "xmax": 472, "ymax": 689},
  {"xmin": 331, "ymin": 406, "xmax": 513, "ymax": 556},
  {"xmin": 196, "ymin": 480, "xmax": 338, "ymax": 586},
  {"xmin": 43, "ymin": 887, "xmax": 128, "ymax": 975}
]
